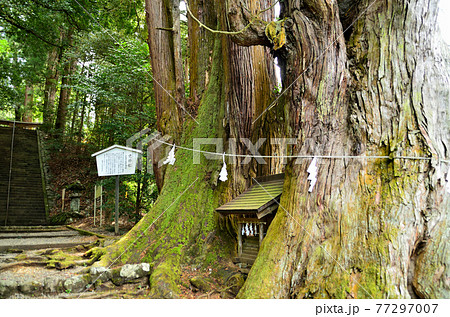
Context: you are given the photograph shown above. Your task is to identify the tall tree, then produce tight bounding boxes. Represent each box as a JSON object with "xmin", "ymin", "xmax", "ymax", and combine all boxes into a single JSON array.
[
  {"xmin": 234, "ymin": 0, "xmax": 449, "ymax": 299},
  {"xmin": 94, "ymin": 0, "xmax": 449, "ymax": 299},
  {"xmin": 42, "ymin": 43, "xmax": 62, "ymax": 130},
  {"xmin": 93, "ymin": 0, "xmax": 276, "ymax": 298},
  {"xmin": 54, "ymin": 27, "xmax": 76, "ymax": 136}
]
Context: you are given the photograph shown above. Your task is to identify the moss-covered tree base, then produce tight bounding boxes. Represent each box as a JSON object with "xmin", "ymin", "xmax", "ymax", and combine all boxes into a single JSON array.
[{"xmin": 91, "ymin": 36, "xmax": 237, "ymax": 298}]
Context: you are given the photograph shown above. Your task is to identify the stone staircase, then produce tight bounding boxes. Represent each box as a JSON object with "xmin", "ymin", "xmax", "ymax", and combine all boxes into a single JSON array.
[
  {"xmin": 0, "ymin": 126, "xmax": 47, "ymax": 226},
  {"xmin": 238, "ymin": 237, "xmax": 260, "ymax": 265}
]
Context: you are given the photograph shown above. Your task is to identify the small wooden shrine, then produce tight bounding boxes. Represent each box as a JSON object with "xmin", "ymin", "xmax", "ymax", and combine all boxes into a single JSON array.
[{"xmin": 216, "ymin": 173, "xmax": 284, "ymax": 266}]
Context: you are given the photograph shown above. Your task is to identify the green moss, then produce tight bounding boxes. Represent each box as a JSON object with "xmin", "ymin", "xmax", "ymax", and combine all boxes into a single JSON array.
[
  {"xmin": 93, "ymin": 33, "xmax": 233, "ymax": 298},
  {"xmin": 148, "ymin": 256, "xmax": 181, "ymax": 298},
  {"xmin": 265, "ymin": 19, "xmax": 287, "ymax": 50},
  {"xmin": 14, "ymin": 253, "xmax": 28, "ymax": 261},
  {"xmin": 46, "ymin": 250, "xmax": 82, "ymax": 269}
]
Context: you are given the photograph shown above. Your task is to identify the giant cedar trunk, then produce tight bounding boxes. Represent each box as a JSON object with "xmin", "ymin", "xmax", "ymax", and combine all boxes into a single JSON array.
[
  {"xmin": 54, "ymin": 57, "xmax": 76, "ymax": 135},
  {"xmin": 145, "ymin": 0, "xmax": 183, "ymax": 190},
  {"xmin": 96, "ymin": 0, "xmax": 449, "ymax": 299},
  {"xmin": 237, "ymin": 0, "xmax": 449, "ymax": 298},
  {"xmin": 94, "ymin": 0, "xmax": 275, "ymax": 298}
]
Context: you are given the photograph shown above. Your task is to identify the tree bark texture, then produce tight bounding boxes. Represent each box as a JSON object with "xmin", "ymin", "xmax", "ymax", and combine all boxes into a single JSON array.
[
  {"xmin": 42, "ymin": 43, "xmax": 61, "ymax": 130},
  {"xmin": 22, "ymin": 84, "xmax": 34, "ymax": 122},
  {"xmin": 238, "ymin": 0, "xmax": 449, "ymax": 299},
  {"xmin": 145, "ymin": 0, "xmax": 184, "ymax": 190},
  {"xmin": 187, "ymin": 0, "xmax": 218, "ymax": 103},
  {"xmin": 97, "ymin": 0, "xmax": 449, "ymax": 299},
  {"xmin": 226, "ymin": 0, "xmax": 277, "ymax": 191},
  {"xmin": 145, "ymin": 0, "xmax": 183, "ymax": 136},
  {"xmin": 54, "ymin": 28, "xmax": 76, "ymax": 135},
  {"xmin": 95, "ymin": 0, "xmax": 277, "ymax": 298}
]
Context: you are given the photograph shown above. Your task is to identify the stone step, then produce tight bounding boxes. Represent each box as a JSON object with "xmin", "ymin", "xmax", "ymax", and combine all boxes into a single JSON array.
[
  {"xmin": 0, "ymin": 127, "xmax": 46, "ymax": 226},
  {"xmin": 0, "ymin": 225, "xmax": 66, "ymax": 232},
  {"xmin": 0, "ymin": 230, "xmax": 78, "ymax": 239},
  {"xmin": 236, "ymin": 256, "xmax": 256, "ymax": 265}
]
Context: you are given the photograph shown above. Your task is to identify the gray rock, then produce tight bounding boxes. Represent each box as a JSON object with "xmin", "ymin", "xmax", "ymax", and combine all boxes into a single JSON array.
[
  {"xmin": 43, "ymin": 277, "xmax": 64, "ymax": 293},
  {"xmin": 0, "ymin": 280, "xmax": 18, "ymax": 298},
  {"xmin": 90, "ymin": 266, "xmax": 111, "ymax": 282},
  {"xmin": 19, "ymin": 280, "xmax": 43, "ymax": 295},
  {"xmin": 119, "ymin": 263, "xmax": 151, "ymax": 280},
  {"xmin": 64, "ymin": 275, "xmax": 88, "ymax": 293},
  {"xmin": 189, "ymin": 276, "xmax": 213, "ymax": 292}
]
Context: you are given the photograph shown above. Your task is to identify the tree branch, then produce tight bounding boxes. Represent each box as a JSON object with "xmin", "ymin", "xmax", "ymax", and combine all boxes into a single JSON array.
[
  {"xmin": 28, "ymin": 0, "xmax": 86, "ymax": 32},
  {"xmin": 0, "ymin": 13, "xmax": 64, "ymax": 49},
  {"xmin": 225, "ymin": 0, "xmax": 272, "ymax": 47},
  {"xmin": 185, "ymin": 2, "xmax": 256, "ymax": 36}
]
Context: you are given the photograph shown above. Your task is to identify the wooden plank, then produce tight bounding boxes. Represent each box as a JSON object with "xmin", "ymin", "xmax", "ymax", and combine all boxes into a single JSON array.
[
  {"xmin": 237, "ymin": 218, "xmax": 263, "ymax": 223},
  {"xmin": 217, "ymin": 199, "xmax": 279, "ymax": 208},
  {"xmin": 253, "ymin": 173, "xmax": 285, "ymax": 184},
  {"xmin": 215, "ymin": 174, "xmax": 285, "ymax": 214},
  {"xmin": 216, "ymin": 193, "xmax": 282, "ymax": 206},
  {"xmin": 230, "ymin": 190, "xmax": 282, "ymax": 197},
  {"xmin": 257, "ymin": 204, "xmax": 278, "ymax": 219},
  {"xmin": 237, "ymin": 223, "xmax": 242, "ymax": 257},
  {"xmin": 222, "ymin": 196, "xmax": 280, "ymax": 204}
]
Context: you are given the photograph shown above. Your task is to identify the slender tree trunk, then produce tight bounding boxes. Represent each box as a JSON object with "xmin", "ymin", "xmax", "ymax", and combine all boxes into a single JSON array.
[
  {"xmin": 77, "ymin": 95, "xmax": 86, "ymax": 144},
  {"xmin": 70, "ymin": 91, "xmax": 80, "ymax": 136},
  {"xmin": 135, "ymin": 175, "xmax": 142, "ymax": 224},
  {"xmin": 22, "ymin": 84, "xmax": 34, "ymax": 122},
  {"xmin": 54, "ymin": 28, "xmax": 76, "ymax": 136},
  {"xmin": 42, "ymin": 44, "xmax": 61, "ymax": 130}
]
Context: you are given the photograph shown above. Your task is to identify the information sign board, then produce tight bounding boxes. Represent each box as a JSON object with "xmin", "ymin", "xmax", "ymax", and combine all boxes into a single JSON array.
[{"xmin": 92, "ymin": 145, "xmax": 142, "ymax": 176}]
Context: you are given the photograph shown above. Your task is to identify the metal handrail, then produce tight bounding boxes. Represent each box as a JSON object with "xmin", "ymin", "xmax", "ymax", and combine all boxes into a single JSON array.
[
  {"xmin": 5, "ymin": 120, "xmax": 16, "ymax": 226},
  {"xmin": 0, "ymin": 119, "xmax": 41, "ymax": 129}
]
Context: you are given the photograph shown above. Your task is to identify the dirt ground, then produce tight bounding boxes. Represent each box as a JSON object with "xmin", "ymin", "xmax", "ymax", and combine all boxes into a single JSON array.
[{"xmin": 0, "ymin": 218, "xmax": 243, "ymax": 299}]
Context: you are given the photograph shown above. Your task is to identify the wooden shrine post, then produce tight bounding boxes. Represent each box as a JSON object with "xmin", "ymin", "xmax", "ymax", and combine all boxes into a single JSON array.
[
  {"xmin": 259, "ymin": 223, "xmax": 264, "ymax": 246},
  {"xmin": 237, "ymin": 223, "xmax": 243, "ymax": 257}
]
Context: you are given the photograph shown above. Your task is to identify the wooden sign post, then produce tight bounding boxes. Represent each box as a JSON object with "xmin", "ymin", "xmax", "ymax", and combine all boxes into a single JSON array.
[
  {"xmin": 92, "ymin": 145, "xmax": 142, "ymax": 235},
  {"xmin": 93, "ymin": 184, "xmax": 103, "ymax": 226}
]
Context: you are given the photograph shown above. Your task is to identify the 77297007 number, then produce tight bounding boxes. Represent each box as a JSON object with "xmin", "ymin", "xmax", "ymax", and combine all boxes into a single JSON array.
[{"xmin": 376, "ymin": 304, "xmax": 438, "ymax": 314}]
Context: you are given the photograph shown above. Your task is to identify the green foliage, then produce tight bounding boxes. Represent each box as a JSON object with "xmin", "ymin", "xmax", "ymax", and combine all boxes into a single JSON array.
[
  {"xmin": 100, "ymin": 171, "xmax": 158, "ymax": 224},
  {"xmin": 65, "ymin": 31, "xmax": 155, "ymax": 146},
  {"xmin": 0, "ymin": 39, "xmax": 9, "ymax": 53},
  {"xmin": 0, "ymin": 34, "xmax": 32, "ymax": 116},
  {"xmin": 0, "ymin": 0, "xmax": 149, "ymax": 126}
]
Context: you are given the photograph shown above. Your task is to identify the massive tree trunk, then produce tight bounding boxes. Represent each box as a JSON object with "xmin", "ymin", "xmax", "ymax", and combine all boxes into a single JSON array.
[
  {"xmin": 94, "ymin": 0, "xmax": 276, "ymax": 298},
  {"xmin": 96, "ymin": 0, "xmax": 449, "ymax": 299},
  {"xmin": 145, "ymin": 0, "xmax": 183, "ymax": 190},
  {"xmin": 237, "ymin": 0, "xmax": 449, "ymax": 299}
]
